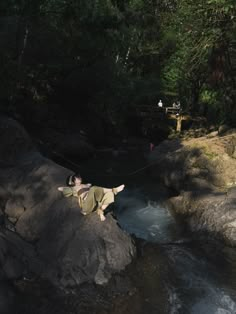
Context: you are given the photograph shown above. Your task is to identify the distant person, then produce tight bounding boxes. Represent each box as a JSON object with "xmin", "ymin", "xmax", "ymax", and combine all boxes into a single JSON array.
[
  {"xmin": 58, "ymin": 173, "xmax": 125, "ymax": 221},
  {"xmin": 176, "ymin": 101, "xmax": 181, "ymax": 110},
  {"xmin": 157, "ymin": 100, "xmax": 163, "ymax": 108},
  {"xmin": 150, "ymin": 143, "xmax": 155, "ymax": 152}
]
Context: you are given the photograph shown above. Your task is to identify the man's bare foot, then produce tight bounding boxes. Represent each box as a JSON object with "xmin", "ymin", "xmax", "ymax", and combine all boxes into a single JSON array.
[
  {"xmin": 113, "ymin": 184, "xmax": 125, "ymax": 195},
  {"xmin": 99, "ymin": 213, "xmax": 106, "ymax": 221},
  {"xmin": 97, "ymin": 209, "xmax": 106, "ymax": 221}
]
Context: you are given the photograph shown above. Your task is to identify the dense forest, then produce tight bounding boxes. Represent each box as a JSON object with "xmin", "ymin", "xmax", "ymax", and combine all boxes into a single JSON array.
[{"xmin": 0, "ymin": 0, "xmax": 236, "ymax": 137}]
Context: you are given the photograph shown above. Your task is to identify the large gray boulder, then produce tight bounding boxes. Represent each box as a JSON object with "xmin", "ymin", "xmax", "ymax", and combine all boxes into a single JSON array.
[
  {"xmin": 168, "ymin": 187, "xmax": 236, "ymax": 246},
  {"xmin": 0, "ymin": 116, "xmax": 135, "ymax": 289},
  {"xmin": 148, "ymin": 136, "xmax": 236, "ymax": 247}
]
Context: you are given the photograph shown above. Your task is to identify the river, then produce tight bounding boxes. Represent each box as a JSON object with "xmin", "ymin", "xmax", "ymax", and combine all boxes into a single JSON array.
[
  {"xmin": 14, "ymin": 143, "xmax": 236, "ymax": 314},
  {"xmin": 116, "ymin": 187, "xmax": 236, "ymax": 314},
  {"xmin": 82, "ymin": 144, "xmax": 236, "ymax": 314}
]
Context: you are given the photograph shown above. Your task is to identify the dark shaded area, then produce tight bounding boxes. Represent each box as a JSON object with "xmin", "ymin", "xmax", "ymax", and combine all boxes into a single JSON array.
[
  {"xmin": 0, "ymin": 116, "xmax": 136, "ymax": 314},
  {"xmin": 0, "ymin": 1, "xmax": 235, "ymax": 148}
]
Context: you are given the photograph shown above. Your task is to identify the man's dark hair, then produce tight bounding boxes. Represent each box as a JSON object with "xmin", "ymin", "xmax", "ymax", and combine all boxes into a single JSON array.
[{"xmin": 66, "ymin": 173, "xmax": 82, "ymax": 187}]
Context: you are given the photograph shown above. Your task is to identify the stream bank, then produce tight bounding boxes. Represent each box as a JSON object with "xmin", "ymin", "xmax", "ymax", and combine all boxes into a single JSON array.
[{"xmin": 148, "ymin": 131, "xmax": 236, "ymax": 247}]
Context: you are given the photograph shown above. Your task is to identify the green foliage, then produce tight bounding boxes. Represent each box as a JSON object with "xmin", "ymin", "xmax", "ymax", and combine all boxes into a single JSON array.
[
  {"xmin": 0, "ymin": 0, "xmax": 236, "ymax": 130},
  {"xmin": 159, "ymin": 0, "xmax": 236, "ymax": 121}
]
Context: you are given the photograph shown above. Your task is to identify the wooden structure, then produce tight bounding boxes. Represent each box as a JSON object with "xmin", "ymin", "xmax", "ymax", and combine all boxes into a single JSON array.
[
  {"xmin": 137, "ymin": 105, "xmax": 191, "ymax": 132},
  {"xmin": 165, "ymin": 107, "xmax": 180, "ymax": 114},
  {"xmin": 168, "ymin": 113, "xmax": 191, "ymax": 132}
]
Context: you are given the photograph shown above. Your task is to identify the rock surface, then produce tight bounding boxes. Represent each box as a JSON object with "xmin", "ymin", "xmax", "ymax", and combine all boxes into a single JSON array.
[
  {"xmin": 148, "ymin": 131, "xmax": 236, "ymax": 246},
  {"xmin": 167, "ymin": 188, "xmax": 236, "ymax": 246},
  {"xmin": 0, "ymin": 116, "xmax": 135, "ymax": 291}
]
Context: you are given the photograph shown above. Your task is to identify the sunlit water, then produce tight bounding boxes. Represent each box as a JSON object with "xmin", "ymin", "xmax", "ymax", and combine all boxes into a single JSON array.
[
  {"xmin": 116, "ymin": 188, "xmax": 182, "ymax": 243},
  {"xmin": 116, "ymin": 187, "xmax": 236, "ymax": 314}
]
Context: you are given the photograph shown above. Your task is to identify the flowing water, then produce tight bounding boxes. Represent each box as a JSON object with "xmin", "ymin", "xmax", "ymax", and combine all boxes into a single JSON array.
[
  {"xmin": 115, "ymin": 187, "xmax": 236, "ymax": 314},
  {"xmin": 81, "ymin": 146, "xmax": 236, "ymax": 314}
]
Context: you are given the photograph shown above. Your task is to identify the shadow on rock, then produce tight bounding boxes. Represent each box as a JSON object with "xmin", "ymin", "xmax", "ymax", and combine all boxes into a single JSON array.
[
  {"xmin": 148, "ymin": 136, "xmax": 236, "ymax": 247},
  {"xmin": 0, "ymin": 116, "xmax": 136, "ymax": 292}
]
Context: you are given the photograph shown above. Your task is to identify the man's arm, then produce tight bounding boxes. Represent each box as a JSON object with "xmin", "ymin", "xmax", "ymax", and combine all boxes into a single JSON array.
[
  {"xmin": 57, "ymin": 186, "xmax": 73, "ymax": 197},
  {"xmin": 80, "ymin": 183, "xmax": 92, "ymax": 188}
]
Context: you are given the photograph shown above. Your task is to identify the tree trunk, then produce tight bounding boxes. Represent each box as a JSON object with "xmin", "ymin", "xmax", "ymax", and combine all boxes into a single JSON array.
[{"xmin": 18, "ymin": 25, "xmax": 29, "ymax": 70}]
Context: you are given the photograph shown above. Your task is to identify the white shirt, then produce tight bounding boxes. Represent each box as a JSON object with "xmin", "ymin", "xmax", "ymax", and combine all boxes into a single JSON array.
[{"xmin": 158, "ymin": 100, "xmax": 163, "ymax": 108}]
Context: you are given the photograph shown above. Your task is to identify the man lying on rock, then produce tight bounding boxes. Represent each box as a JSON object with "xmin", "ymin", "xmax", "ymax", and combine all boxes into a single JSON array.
[{"xmin": 58, "ymin": 173, "xmax": 125, "ymax": 221}]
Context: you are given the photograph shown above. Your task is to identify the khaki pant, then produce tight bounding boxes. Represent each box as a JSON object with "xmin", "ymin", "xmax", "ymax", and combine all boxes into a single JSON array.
[{"xmin": 80, "ymin": 186, "xmax": 114, "ymax": 214}]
